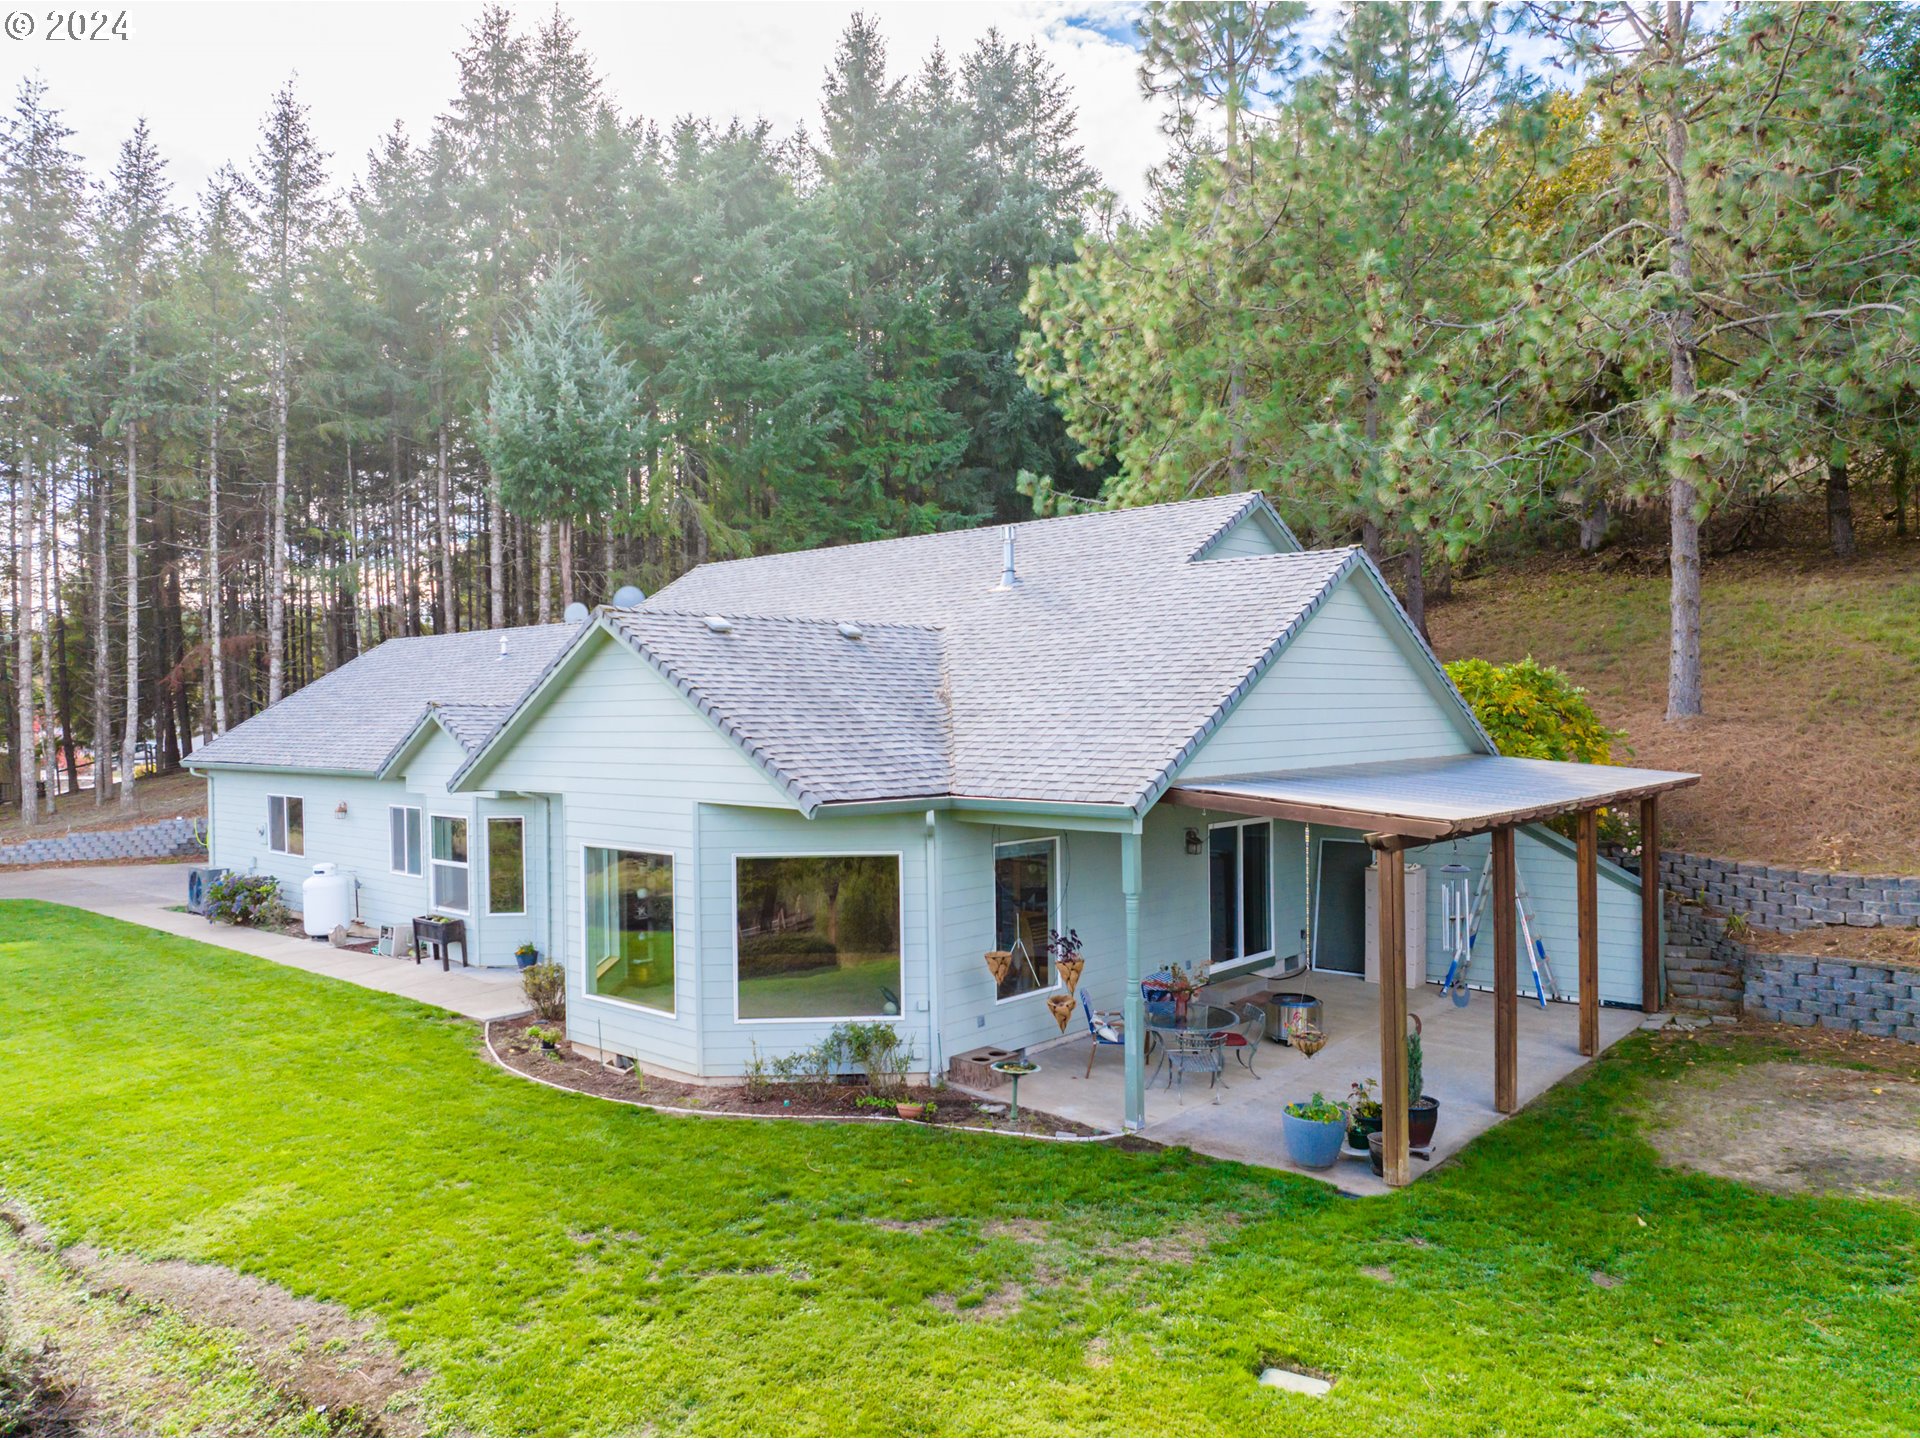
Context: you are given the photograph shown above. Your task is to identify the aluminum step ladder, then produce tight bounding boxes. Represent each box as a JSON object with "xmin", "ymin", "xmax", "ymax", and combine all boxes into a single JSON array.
[{"xmin": 1439, "ymin": 849, "xmax": 1560, "ymax": 1008}]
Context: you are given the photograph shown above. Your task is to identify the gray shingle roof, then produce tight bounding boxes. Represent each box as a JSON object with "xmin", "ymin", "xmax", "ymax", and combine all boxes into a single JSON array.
[
  {"xmin": 602, "ymin": 611, "xmax": 951, "ymax": 810},
  {"xmin": 431, "ymin": 703, "xmax": 518, "ymax": 755},
  {"xmin": 630, "ymin": 494, "xmax": 1446, "ymax": 811},
  {"xmin": 189, "ymin": 625, "xmax": 580, "ymax": 775}
]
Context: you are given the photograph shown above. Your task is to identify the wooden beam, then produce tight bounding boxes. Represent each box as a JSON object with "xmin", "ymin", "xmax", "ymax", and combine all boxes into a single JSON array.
[
  {"xmin": 1640, "ymin": 795, "xmax": 1661, "ymax": 1012},
  {"xmin": 1492, "ymin": 824, "xmax": 1518, "ymax": 1115},
  {"xmin": 1577, "ymin": 807, "xmax": 1600, "ymax": 1057},
  {"xmin": 1375, "ymin": 842, "xmax": 1410, "ymax": 1187},
  {"xmin": 1162, "ymin": 787, "xmax": 1453, "ymax": 839}
]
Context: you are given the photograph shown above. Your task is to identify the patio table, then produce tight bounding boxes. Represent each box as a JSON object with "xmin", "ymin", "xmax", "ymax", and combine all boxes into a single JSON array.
[{"xmin": 1145, "ymin": 1004, "xmax": 1240, "ymax": 1090}]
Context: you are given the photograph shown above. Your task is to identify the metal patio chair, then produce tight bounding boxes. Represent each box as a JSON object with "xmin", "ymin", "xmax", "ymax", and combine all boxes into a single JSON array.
[{"xmin": 1162, "ymin": 1028, "xmax": 1226, "ymax": 1101}]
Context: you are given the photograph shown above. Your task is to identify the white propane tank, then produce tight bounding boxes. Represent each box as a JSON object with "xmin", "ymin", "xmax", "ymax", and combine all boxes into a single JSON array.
[{"xmin": 302, "ymin": 863, "xmax": 355, "ymax": 938}]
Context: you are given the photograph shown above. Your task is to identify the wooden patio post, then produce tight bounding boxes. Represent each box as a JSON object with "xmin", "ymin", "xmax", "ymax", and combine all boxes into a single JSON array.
[
  {"xmin": 1492, "ymin": 824, "xmax": 1518, "ymax": 1115},
  {"xmin": 1375, "ymin": 840, "xmax": 1410, "ymax": 1187},
  {"xmin": 1577, "ymin": 808, "xmax": 1600, "ymax": 1057},
  {"xmin": 1121, "ymin": 829, "xmax": 1145, "ymax": 1131},
  {"xmin": 1640, "ymin": 795, "xmax": 1662, "ymax": 1012}
]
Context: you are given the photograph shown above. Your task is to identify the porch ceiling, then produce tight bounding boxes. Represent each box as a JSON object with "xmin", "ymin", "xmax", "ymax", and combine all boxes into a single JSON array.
[{"xmin": 1163, "ymin": 753, "xmax": 1698, "ymax": 842}]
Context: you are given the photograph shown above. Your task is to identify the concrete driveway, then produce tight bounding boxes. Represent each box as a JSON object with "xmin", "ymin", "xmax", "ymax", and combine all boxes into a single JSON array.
[{"xmin": 0, "ymin": 862, "xmax": 529, "ymax": 1020}]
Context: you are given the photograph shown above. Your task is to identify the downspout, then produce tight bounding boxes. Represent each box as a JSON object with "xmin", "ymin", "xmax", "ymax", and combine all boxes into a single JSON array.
[
  {"xmin": 925, "ymin": 808, "xmax": 943, "ymax": 1084},
  {"xmin": 691, "ymin": 802, "xmax": 705, "ymax": 1078}
]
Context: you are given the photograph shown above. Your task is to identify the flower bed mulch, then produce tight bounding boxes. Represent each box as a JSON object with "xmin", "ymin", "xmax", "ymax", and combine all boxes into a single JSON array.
[{"xmin": 486, "ymin": 1015, "xmax": 1108, "ymax": 1138}]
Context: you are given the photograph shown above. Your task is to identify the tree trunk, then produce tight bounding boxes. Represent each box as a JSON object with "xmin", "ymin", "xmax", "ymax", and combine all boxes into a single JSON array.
[
  {"xmin": 537, "ymin": 521, "xmax": 553, "ymax": 625},
  {"xmin": 208, "ymin": 394, "xmax": 227, "ymax": 734},
  {"xmin": 489, "ymin": 487, "xmax": 506, "ymax": 628},
  {"xmin": 120, "ymin": 355, "xmax": 144, "ymax": 804},
  {"xmin": 53, "ymin": 472, "xmax": 77, "ymax": 797},
  {"xmin": 1893, "ymin": 447, "xmax": 1910, "ymax": 539},
  {"xmin": 558, "ymin": 518, "xmax": 574, "ymax": 610},
  {"xmin": 15, "ymin": 444, "xmax": 37, "ymax": 825},
  {"xmin": 267, "ymin": 328, "xmax": 289, "ymax": 706},
  {"xmin": 91, "ymin": 449, "xmax": 110, "ymax": 801},
  {"xmin": 1662, "ymin": 2, "xmax": 1704, "ymax": 722},
  {"xmin": 1826, "ymin": 454, "xmax": 1856, "ymax": 559},
  {"xmin": 1401, "ymin": 526, "xmax": 1429, "ymax": 643},
  {"xmin": 436, "ymin": 422, "xmax": 455, "ymax": 633},
  {"xmin": 39, "ymin": 463, "xmax": 59, "ymax": 813}
]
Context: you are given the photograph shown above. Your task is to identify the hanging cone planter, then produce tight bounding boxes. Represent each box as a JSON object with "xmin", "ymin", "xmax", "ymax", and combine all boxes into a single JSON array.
[
  {"xmin": 1056, "ymin": 956, "xmax": 1085, "ymax": 995},
  {"xmin": 983, "ymin": 950, "xmax": 1013, "ymax": 985},
  {"xmin": 1046, "ymin": 992, "xmax": 1076, "ymax": 1032}
]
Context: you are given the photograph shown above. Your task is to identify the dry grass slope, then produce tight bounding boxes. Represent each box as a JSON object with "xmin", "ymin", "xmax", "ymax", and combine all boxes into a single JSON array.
[{"xmin": 1430, "ymin": 538, "xmax": 1920, "ymax": 874}]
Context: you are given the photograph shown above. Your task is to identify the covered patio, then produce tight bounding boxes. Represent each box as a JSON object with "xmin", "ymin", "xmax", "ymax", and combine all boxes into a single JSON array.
[
  {"xmin": 1104, "ymin": 753, "xmax": 1699, "ymax": 1186},
  {"xmin": 1013, "ymin": 966, "xmax": 1647, "ymax": 1192}
]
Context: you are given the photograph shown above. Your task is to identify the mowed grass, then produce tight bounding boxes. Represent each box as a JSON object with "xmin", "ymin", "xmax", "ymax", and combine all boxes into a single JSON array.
[
  {"xmin": 2, "ymin": 905, "xmax": 1915, "ymax": 1436},
  {"xmin": 1430, "ymin": 541, "xmax": 1920, "ymax": 873}
]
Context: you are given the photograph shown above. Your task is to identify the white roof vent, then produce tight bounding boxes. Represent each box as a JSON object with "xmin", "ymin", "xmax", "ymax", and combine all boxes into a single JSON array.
[
  {"xmin": 703, "ymin": 615, "xmax": 733, "ymax": 634},
  {"xmin": 563, "ymin": 601, "xmax": 590, "ymax": 624},
  {"xmin": 838, "ymin": 621, "xmax": 864, "ymax": 641},
  {"xmin": 497, "ymin": 635, "xmax": 509, "ymax": 659},
  {"xmin": 996, "ymin": 525, "xmax": 1021, "ymax": 590}
]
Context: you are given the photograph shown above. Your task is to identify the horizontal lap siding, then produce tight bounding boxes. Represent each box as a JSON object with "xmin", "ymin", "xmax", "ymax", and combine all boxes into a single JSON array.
[
  {"xmin": 208, "ymin": 769, "xmax": 443, "ymax": 939},
  {"xmin": 699, "ymin": 806, "xmax": 930, "ymax": 1076},
  {"xmin": 1177, "ymin": 577, "xmax": 1479, "ymax": 780},
  {"xmin": 477, "ymin": 632, "xmax": 798, "ymax": 1073},
  {"xmin": 1201, "ymin": 509, "xmax": 1294, "ymax": 558},
  {"xmin": 1406, "ymin": 825, "xmax": 1642, "ymax": 1006}
]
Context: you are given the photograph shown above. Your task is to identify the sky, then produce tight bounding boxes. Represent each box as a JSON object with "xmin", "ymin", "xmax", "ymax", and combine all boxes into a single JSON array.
[{"xmin": 4, "ymin": 1, "xmax": 1176, "ymax": 211}]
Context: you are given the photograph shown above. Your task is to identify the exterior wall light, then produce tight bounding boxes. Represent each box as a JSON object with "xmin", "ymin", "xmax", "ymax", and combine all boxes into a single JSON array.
[
  {"xmin": 335, "ymin": 801, "xmax": 349, "ymax": 819},
  {"xmin": 1185, "ymin": 827, "xmax": 1203, "ymax": 855}
]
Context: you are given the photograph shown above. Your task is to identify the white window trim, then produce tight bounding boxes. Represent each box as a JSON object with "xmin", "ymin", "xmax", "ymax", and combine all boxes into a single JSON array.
[
  {"xmin": 730, "ymin": 850, "xmax": 907, "ymax": 1026},
  {"xmin": 485, "ymin": 816, "xmax": 528, "ymax": 917},
  {"xmin": 267, "ymin": 794, "xmax": 304, "ymax": 857},
  {"xmin": 428, "ymin": 812, "xmax": 471, "ymax": 915},
  {"xmin": 579, "ymin": 841, "xmax": 679, "ymax": 1019},
  {"xmin": 1209, "ymin": 817, "xmax": 1276, "ymax": 968},
  {"xmin": 993, "ymin": 835, "xmax": 1062, "ymax": 1005},
  {"xmin": 389, "ymin": 804, "xmax": 422, "ymax": 877}
]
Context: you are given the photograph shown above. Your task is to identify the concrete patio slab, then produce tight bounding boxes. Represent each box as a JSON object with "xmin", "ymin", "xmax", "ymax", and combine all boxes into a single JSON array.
[
  {"xmin": 0, "ymin": 862, "xmax": 529, "ymax": 1021},
  {"xmin": 996, "ymin": 968, "xmax": 1642, "ymax": 1194}
]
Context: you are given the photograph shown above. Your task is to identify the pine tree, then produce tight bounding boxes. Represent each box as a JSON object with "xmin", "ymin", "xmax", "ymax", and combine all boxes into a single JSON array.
[{"xmin": 247, "ymin": 79, "xmax": 328, "ymax": 705}]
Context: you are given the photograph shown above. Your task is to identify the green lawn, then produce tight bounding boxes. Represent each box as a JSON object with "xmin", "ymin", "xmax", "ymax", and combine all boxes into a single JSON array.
[{"xmin": 2, "ymin": 903, "xmax": 1915, "ymax": 1436}]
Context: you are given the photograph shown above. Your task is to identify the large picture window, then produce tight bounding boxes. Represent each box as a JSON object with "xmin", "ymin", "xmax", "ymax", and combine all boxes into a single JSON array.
[
  {"xmin": 389, "ymin": 805, "xmax": 422, "ymax": 876},
  {"xmin": 267, "ymin": 795, "xmax": 304, "ymax": 856},
  {"xmin": 993, "ymin": 839, "xmax": 1057, "ymax": 999},
  {"xmin": 1209, "ymin": 819, "xmax": 1272, "ymax": 966},
  {"xmin": 487, "ymin": 817, "xmax": 525, "ymax": 915},
  {"xmin": 735, "ymin": 855, "xmax": 901, "ymax": 1021},
  {"xmin": 430, "ymin": 815, "xmax": 470, "ymax": 913},
  {"xmin": 585, "ymin": 847, "xmax": 675, "ymax": 1013}
]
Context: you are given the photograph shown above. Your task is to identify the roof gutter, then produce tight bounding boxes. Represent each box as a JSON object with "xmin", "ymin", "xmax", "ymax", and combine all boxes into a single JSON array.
[{"xmin": 812, "ymin": 795, "xmax": 1142, "ymax": 827}]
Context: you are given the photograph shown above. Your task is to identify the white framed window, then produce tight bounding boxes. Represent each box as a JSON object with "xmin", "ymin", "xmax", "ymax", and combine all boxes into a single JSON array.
[
  {"xmin": 389, "ymin": 805, "xmax": 422, "ymax": 876},
  {"xmin": 734, "ymin": 854, "xmax": 903, "ymax": 1022},
  {"xmin": 993, "ymin": 837, "xmax": 1059, "ymax": 1000},
  {"xmin": 584, "ymin": 846, "xmax": 676, "ymax": 1014},
  {"xmin": 267, "ymin": 795, "xmax": 304, "ymax": 856},
  {"xmin": 430, "ymin": 814, "xmax": 470, "ymax": 913},
  {"xmin": 487, "ymin": 817, "xmax": 526, "ymax": 915},
  {"xmin": 1209, "ymin": 819, "xmax": 1272, "ymax": 966}
]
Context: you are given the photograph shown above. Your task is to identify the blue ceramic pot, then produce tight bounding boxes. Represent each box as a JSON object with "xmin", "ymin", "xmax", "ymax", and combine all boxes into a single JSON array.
[{"xmin": 1282, "ymin": 1108, "xmax": 1347, "ymax": 1170}]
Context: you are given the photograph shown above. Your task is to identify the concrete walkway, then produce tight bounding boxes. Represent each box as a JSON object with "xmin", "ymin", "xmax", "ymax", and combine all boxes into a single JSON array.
[{"xmin": 0, "ymin": 862, "xmax": 530, "ymax": 1021}]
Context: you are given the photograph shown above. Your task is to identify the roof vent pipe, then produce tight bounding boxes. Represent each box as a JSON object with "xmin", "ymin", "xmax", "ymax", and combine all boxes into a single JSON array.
[
  {"xmin": 996, "ymin": 525, "xmax": 1021, "ymax": 590},
  {"xmin": 497, "ymin": 635, "xmax": 508, "ymax": 660}
]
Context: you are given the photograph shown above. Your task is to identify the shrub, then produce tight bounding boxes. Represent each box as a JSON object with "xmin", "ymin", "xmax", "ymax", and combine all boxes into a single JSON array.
[
  {"xmin": 521, "ymin": 961, "xmax": 565, "ymax": 1021},
  {"xmin": 737, "ymin": 932, "xmax": 839, "ymax": 976},
  {"xmin": 206, "ymin": 873, "xmax": 292, "ymax": 930},
  {"xmin": 1445, "ymin": 656, "xmax": 1630, "ymax": 841},
  {"xmin": 1443, "ymin": 657, "xmax": 1621, "ymax": 765},
  {"xmin": 830, "ymin": 1021, "xmax": 916, "ymax": 1096}
]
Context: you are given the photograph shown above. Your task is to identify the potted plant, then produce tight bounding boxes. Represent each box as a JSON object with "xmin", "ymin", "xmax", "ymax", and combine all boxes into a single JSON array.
[
  {"xmin": 1282, "ymin": 1092, "xmax": 1347, "ymax": 1170},
  {"xmin": 1344, "ymin": 1078, "xmax": 1383, "ymax": 1151},
  {"xmin": 1047, "ymin": 928, "xmax": 1085, "ymax": 994},
  {"xmin": 1407, "ymin": 1025, "xmax": 1440, "ymax": 1149},
  {"xmin": 895, "ymin": 1100, "xmax": 934, "ymax": 1121},
  {"xmin": 515, "ymin": 942, "xmax": 539, "ymax": 970}
]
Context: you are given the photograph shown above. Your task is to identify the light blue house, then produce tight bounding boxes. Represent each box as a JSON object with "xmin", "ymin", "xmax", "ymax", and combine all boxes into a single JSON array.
[{"xmin": 193, "ymin": 495, "xmax": 1694, "ymax": 1183}]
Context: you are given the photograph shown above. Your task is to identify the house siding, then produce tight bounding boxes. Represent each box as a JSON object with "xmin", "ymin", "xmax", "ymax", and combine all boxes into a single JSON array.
[
  {"xmin": 1176, "ymin": 574, "xmax": 1481, "ymax": 781},
  {"xmin": 1404, "ymin": 825, "xmax": 1643, "ymax": 1006},
  {"xmin": 470, "ymin": 629, "xmax": 801, "ymax": 1073},
  {"xmin": 1200, "ymin": 506, "xmax": 1296, "ymax": 559}
]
